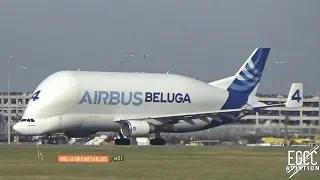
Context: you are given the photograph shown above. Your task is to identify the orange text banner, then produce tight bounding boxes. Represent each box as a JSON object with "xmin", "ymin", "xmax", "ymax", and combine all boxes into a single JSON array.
[{"xmin": 57, "ymin": 154, "xmax": 110, "ymax": 163}]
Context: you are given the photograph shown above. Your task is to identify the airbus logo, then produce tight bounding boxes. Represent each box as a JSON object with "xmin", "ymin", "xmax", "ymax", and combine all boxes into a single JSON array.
[{"xmin": 79, "ymin": 90, "xmax": 191, "ymax": 106}]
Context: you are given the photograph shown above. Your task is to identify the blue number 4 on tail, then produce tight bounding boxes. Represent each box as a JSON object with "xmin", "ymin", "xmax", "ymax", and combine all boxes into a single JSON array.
[
  {"xmin": 31, "ymin": 90, "xmax": 41, "ymax": 101},
  {"xmin": 291, "ymin": 89, "xmax": 301, "ymax": 102}
]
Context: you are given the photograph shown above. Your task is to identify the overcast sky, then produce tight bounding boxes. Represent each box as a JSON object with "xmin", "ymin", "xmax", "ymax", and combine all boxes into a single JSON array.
[{"xmin": 0, "ymin": 0, "xmax": 319, "ymax": 95}]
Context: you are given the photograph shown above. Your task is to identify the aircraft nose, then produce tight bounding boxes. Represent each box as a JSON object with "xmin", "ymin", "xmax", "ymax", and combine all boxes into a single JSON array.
[{"xmin": 13, "ymin": 123, "xmax": 22, "ymax": 134}]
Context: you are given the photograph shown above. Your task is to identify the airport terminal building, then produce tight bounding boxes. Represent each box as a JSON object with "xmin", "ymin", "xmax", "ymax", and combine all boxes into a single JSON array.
[
  {"xmin": 0, "ymin": 92, "xmax": 319, "ymax": 141},
  {"xmin": 0, "ymin": 92, "xmax": 32, "ymax": 140}
]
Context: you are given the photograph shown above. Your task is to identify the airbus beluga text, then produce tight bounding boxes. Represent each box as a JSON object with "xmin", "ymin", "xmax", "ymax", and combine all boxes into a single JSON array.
[{"xmin": 13, "ymin": 48, "xmax": 303, "ymax": 145}]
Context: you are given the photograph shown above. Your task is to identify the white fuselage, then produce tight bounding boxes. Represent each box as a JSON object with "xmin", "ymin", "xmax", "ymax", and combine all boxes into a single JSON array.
[{"xmin": 13, "ymin": 71, "xmax": 232, "ymax": 136}]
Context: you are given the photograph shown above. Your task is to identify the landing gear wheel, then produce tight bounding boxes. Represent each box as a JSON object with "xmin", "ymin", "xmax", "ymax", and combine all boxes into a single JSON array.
[
  {"xmin": 115, "ymin": 138, "xmax": 131, "ymax": 145},
  {"xmin": 43, "ymin": 134, "xmax": 54, "ymax": 144},
  {"xmin": 150, "ymin": 138, "xmax": 166, "ymax": 145},
  {"xmin": 115, "ymin": 131, "xmax": 130, "ymax": 145}
]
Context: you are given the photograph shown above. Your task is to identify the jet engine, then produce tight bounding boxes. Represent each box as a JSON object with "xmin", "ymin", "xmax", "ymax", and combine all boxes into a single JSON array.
[{"xmin": 120, "ymin": 120, "xmax": 155, "ymax": 137}]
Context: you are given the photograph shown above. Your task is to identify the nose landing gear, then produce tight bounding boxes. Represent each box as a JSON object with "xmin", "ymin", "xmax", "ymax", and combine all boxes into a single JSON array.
[{"xmin": 42, "ymin": 134, "xmax": 52, "ymax": 144}]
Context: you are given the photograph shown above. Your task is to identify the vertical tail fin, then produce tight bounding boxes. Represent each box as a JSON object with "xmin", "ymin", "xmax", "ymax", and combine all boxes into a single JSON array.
[
  {"xmin": 285, "ymin": 83, "xmax": 303, "ymax": 108},
  {"xmin": 229, "ymin": 48, "xmax": 270, "ymax": 94},
  {"xmin": 221, "ymin": 48, "xmax": 271, "ymax": 109}
]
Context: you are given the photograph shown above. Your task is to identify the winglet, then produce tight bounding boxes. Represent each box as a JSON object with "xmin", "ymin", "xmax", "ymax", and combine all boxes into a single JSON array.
[{"xmin": 285, "ymin": 83, "xmax": 303, "ymax": 108}]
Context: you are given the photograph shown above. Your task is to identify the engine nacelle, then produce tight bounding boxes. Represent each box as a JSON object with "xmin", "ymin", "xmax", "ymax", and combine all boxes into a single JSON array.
[{"xmin": 120, "ymin": 120, "xmax": 155, "ymax": 137}]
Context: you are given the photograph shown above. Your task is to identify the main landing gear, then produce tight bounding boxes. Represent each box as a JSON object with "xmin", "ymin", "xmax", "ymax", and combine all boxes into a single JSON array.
[
  {"xmin": 114, "ymin": 132, "xmax": 131, "ymax": 145},
  {"xmin": 114, "ymin": 132, "xmax": 167, "ymax": 145},
  {"xmin": 149, "ymin": 132, "xmax": 166, "ymax": 145}
]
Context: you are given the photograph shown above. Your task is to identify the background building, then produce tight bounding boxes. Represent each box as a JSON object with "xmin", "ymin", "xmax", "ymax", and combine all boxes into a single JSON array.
[{"xmin": 0, "ymin": 92, "xmax": 32, "ymax": 141}]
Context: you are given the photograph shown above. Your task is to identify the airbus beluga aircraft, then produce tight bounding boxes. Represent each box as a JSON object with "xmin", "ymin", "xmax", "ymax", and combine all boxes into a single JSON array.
[{"xmin": 13, "ymin": 48, "xmax": 303, "ymax": 145}]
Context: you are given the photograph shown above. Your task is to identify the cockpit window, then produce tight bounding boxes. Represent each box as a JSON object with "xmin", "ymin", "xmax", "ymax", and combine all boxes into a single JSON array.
[{"xmin": 20, "ymin": 119, "xmax": 35, "ymax": 122}]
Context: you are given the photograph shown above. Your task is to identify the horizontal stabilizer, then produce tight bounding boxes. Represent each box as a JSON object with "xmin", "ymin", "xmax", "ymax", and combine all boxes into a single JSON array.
[{"xmin": 245, "ymin": 83, "xmax": 304, "ymax": 111}]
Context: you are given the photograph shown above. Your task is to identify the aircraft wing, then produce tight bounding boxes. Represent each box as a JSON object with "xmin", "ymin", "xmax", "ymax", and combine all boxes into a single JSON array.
[
  {"xmin": 115, "ymin": 83, "xmax": 303, "ymax": 122},
  {"xmin": 114, "ymin": 108, "xmax": 243, "ymax": 122},
  {"xmin": 115, "ymin": 103, "xmax": 282, "ymax": 122}
]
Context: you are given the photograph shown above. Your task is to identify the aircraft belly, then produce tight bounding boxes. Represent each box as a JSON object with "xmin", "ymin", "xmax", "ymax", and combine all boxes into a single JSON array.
[
  {"xmin": 60, "ymin": 113, "xmax": 121, "ymax": 132},
  {"xmin": 60, "ymin": 113, "xmax": 83, "ymax": 131},
  {"xmin": 94, "ymin": 115, "xmax": 120, "ymax": 131}
]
